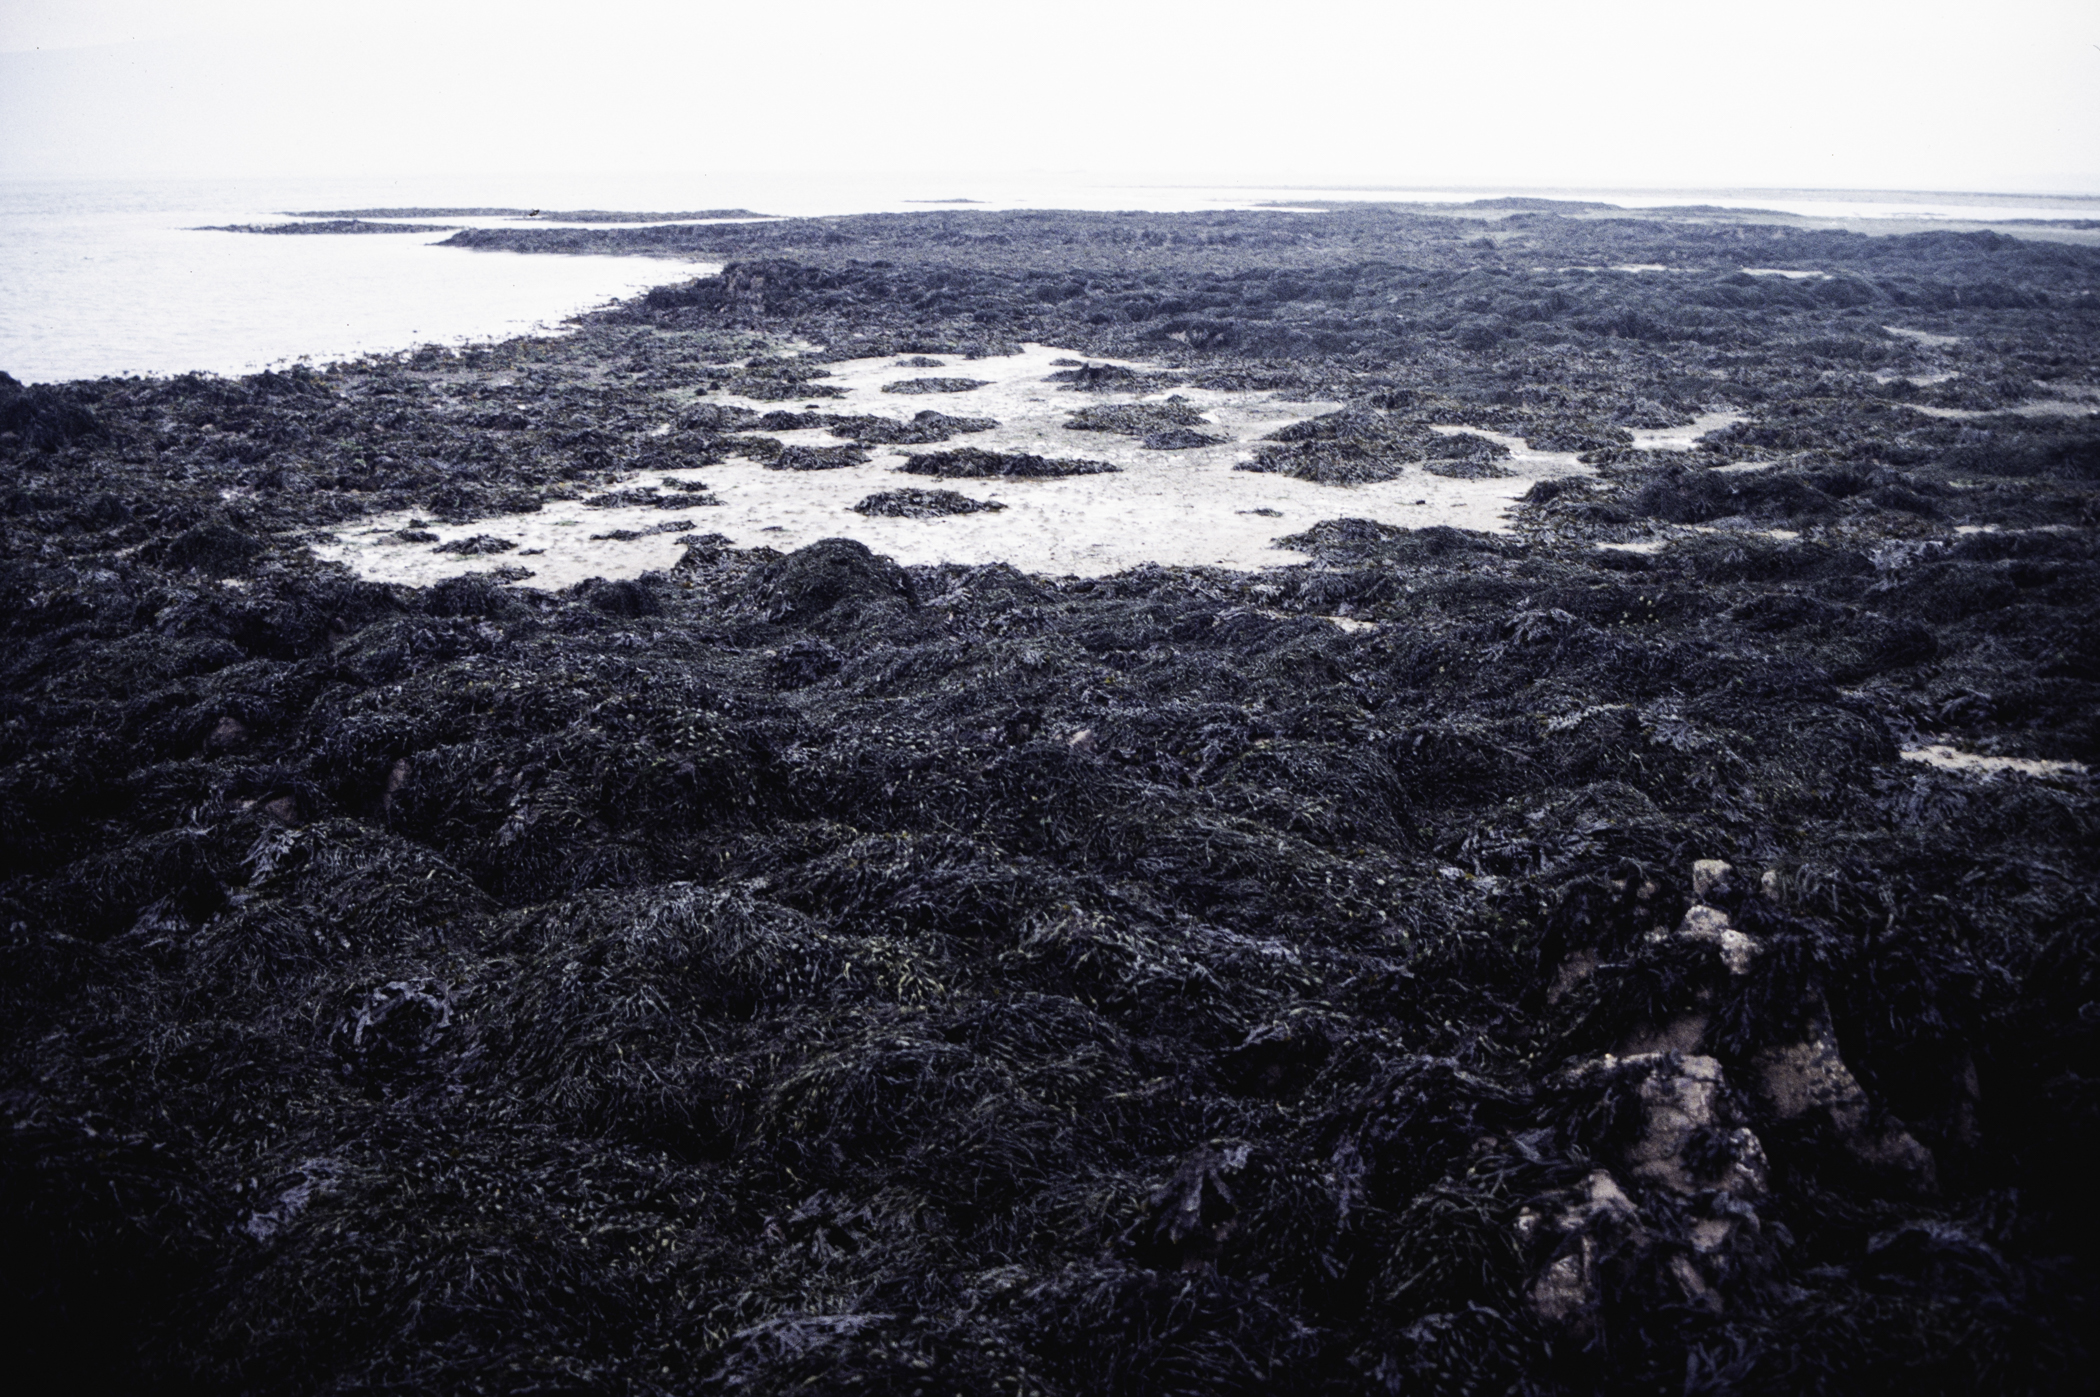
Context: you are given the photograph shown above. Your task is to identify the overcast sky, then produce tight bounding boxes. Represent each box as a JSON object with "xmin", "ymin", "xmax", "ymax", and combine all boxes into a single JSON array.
[{"xmin": 3, "ymin": 0, "xmax": 2096, "ymax": 192}]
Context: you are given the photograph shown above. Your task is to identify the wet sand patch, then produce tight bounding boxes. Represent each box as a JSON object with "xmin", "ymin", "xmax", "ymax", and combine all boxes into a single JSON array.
[
  {"xmin": 1628, "ymin": 411, "xmax": 1746, "ymax": 450},
  {"xmin": 1902, "ymin": 744, "xmax": 2089, "ymax": 779},
  {"xmin": 311, "ymin": 343, "xmax": 1602, "ymax": 584},
  {"xmin": 1905, "ymin": 400, "xmax": 2098, "ymax": 421}
]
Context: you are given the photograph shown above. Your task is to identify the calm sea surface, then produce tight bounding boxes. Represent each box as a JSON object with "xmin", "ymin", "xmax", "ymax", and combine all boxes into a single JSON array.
[{"xmin": 7, "ymin": 173, "xmax": 2097, "ymax": 385}]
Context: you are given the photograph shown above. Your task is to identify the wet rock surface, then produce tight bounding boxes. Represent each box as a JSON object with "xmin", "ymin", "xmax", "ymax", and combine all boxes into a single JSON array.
[{"xmin": 3, "ymin": 203, "xmax": 2098, "ymax": 1393}]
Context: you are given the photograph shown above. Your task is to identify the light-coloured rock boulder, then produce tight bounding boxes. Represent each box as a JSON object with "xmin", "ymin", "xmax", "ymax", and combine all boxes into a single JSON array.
[
  {"xmin": 1692, "ymin": 859, "xmax": 1734, "ymax": 900},
  {"xmin": 1753, "ymin": 1022, "xmax": 1937, "ymax": 1187},
  {"xmin": 1673, "ymin": 902, "xmax": 1762, "ymax": 975},
  {"xmin": 1519, "ymin": 1162, "xmax": 1738, "ymax": 1328},
  {"xmin": 1519, "ymin": 1169, "xmax": 1640, "ymax": 1327},
  {"xmin": 1617, "ymin": 1053, "xmax": 1768, "ymax": 1197}
]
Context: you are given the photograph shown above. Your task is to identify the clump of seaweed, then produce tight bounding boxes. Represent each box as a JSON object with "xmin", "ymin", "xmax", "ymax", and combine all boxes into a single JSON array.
[
  {"xmin": 895, "ymin": 447, "xmax": 1118, "ymax": 478},
  {"xmin": 754, "ymin": 409, "xmax": 997, "ymax": 444},
  {"xmin": 1065, "ymin": 400, "xmax": 1212, "ymax": 435},
  {"xmin": 852, "ymin": 489, "xmax": 1006, "ymax": 518},
  {"xmin": 1237, "ymin": 439, "xmax": 1412, "ymax": 484},
  {"xmin": 770, "ymin": 444, "xmax": 872, "ymax": 471},
  {"xmin": 881, "ymin": 377, "xmax": 990, "ymax": 394},
  {"xmin": 1046, "ymin": 363, "xmax": 1185, "ymax": 393},
  {"xmin": 1423, "ymin": 457, "xmax": 1516, "ymax": 479},
  {"xmin": 430, "ymin": 534, "xmax": 516, "ymax": 555},
  {"xmin": 1238, "ymin": 413, "xmax": 1511, "ymax": 485}
]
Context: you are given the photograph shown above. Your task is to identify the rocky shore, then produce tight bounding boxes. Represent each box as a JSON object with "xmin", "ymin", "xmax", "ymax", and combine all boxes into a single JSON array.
[{"xmin": 2, "ymin": 200, "xmax": 2096, "ymax": 1394}]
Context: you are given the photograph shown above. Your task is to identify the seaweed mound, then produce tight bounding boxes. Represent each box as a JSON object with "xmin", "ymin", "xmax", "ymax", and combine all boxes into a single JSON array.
[
  {"xmin": 1046, "ymin": 363, "xmax": 1184, "ymax": 393},
  {"xmin": 1423, "ymin": 456, "xmax": 1516, "ymax": 479},
  {"xmin": 430, "ymin": 534, "xmax": 517, "ymax": 555},
  {"xmin": 770, "ymin": 444, "xmax": 872, "ymax": 471},
  {"xmin": 727, "ymin": 361, "xmax": 847, "ymax": 401},
  {"xmin": 852, "ymin": 488, "xmax": 1006, "ymax": 517},
  {"xmin": 844, "ymin": 410, "xmax": 999, "ymax": 443},
  {"xmin": 0, "ymin": 372, "xmax": 102, "ymax": 451},
  {"xmin": 746, "ymin": 536, "xmax": 918, "ymax": 621},
  {"xmin": 752, "ymin": 409, "xmax": 997, "ymax": 445},
  {"xmin": 1237, "ymin": 439, "xmax": 1412, "ymax": 484},
  {"xmin": 895, "ymin": 448, "xmax": 1118, "ymax": 478},
  {"xmin": 881, "ymin": 377, "xmax": 991, "ymax": 394},
  {"xmin": 147, "ymin": 517, "xmax": 266, "ymax": 573},
  {"xmin": 1065, "ymin": 401, "xmax": 1212, "ymax": 435},
  {"xmin": 583, "ymin": 486, "xmax": 720, "ymax": 508},
  {"xmin": 1239, "ymin": 414, "xmax": 1512, "ymax": 485}
]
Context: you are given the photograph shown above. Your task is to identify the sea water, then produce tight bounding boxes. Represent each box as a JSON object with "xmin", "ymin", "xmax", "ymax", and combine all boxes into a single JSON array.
[
  {"xmin": 7, "ymin": 173, "xmax": 2098, "ymax": 385},
  {"xmin": 0, "ymin": 178, "xmax": 712, "ymax": 383}
]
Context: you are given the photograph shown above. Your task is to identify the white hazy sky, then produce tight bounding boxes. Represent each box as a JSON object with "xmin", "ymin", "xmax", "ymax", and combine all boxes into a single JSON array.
[{"xmin": 3, "ymin": 0, "xmax": 2096, "ymax": 192}]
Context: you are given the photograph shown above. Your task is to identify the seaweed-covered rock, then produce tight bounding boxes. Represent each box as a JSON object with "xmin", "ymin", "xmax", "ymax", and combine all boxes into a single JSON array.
[
  {"xmin": 1422, "ymin": 456, "xmax": 1515, "ymax": 479},
  {"xmin": 1046, "ymin": 362, "xmax": 1184, "ymax": 393},
  {"xmin": 152, "ymin": 518, "xmax": 266, "ymax": 573},
  {"xmin": 852, "ymin": 488, "xmax": 1006, "ymax": 518},
  {"xmin": 1144, "ymin": 428, "xmax": 1227, "ymax": 450},
  {"xmin": 747, "ymin": 536, "xmax": 917, "ymax": 622},
  {"xmin": 0, "ymin": 373, "xmax": 102, "ymax": 450},
  {"xmin": 729, "ymin": 376, "xmax": 847, "ymax": 401},
  {"xmin": 881, "ymin": 377, "xmax": 990, "ymax": 394},
  {"xmin": 895, "ymin": 447, "xmax": 1117, "ymax": 478},
  {"xmin": 201, "ymin": 219, "xmax": 458, "ymax": 234},
  {"xmin": 1753, "ymin": 1017, "xmax": 1939, "ymax": 1187},
  {"xmin": 1065, "ymin": 401, "xmax": 1211, "ymax": 436},
  {"xmin": 825, "ymin": 409, "xmax": 998, "ymax": 444},
  {"xmin": 1236, "ymin": 439, "xmax": 1411, "ymax": 484},
  {"xmin": 430, "ymin": 534, "xmax": 516, "ymax": 555},
  {"xmin": 770, "ymin": 443, "xmax": 871, "ymax": 471},
  {"xmin": 1239, "ymin": 416, "xmax": 1512, "ymax": 485}
]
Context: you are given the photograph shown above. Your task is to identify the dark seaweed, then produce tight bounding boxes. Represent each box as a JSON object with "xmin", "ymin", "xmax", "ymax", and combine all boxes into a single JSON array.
[
  {"xmin": 197, "ymin": 220, "xmax": 459, "ymax": 235},
  {"xmin": 4, "ymin": 201, "xmax": 2098, "ymax": 1396},
  {"xmin": 894, "ymin": 447, "xmax": 1119, "ymax": 478},
  {"xmin": 852, "ymin": 489, "xmax": 1007, "ymax": 517},
  {"xmin": 882, "ymin": 378, "xmax": 992, "ymax": 395}
]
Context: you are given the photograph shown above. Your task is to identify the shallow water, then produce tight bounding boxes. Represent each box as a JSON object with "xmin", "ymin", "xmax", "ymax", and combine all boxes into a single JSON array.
[{"xmin": 0, "ymin": 180, "xmax": 711, "ymax": 381}]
